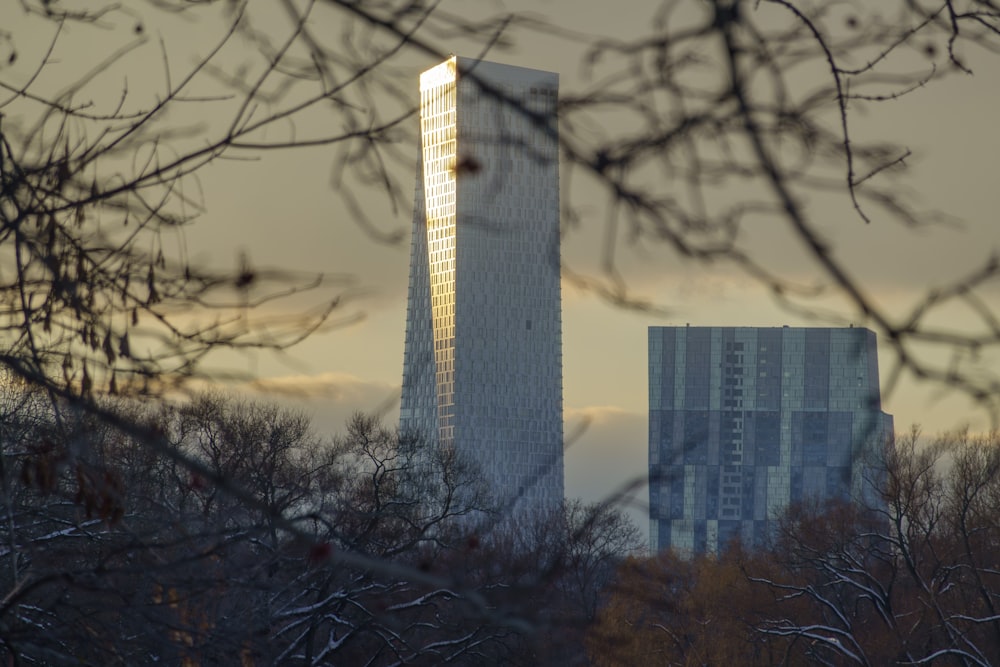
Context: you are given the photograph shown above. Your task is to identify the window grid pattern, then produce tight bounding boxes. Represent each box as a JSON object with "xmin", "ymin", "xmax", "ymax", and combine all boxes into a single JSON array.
[
  {"xmin": 420, "ymin": 59, "xmax": 460, "ymax": 446},
  {"xmin": 401, "ymin": 57, "xmax": 563, "ymax": 515},
  {"xmin": 648, "ymin": 326, "xmax": 893, "ymax": 555}
]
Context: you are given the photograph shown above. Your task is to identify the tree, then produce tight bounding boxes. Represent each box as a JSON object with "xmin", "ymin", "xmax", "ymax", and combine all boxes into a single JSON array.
[
  {"xmin": 140, "ymin": 0, "xmax": 999, "ymax": 420},
  {"xmin": 0, "ymin": 5, "xmax": 357, "ymax": 402},
  {"xmin": 3, "ymin": 0, "xmax": 998, "ymax": 432},
  {"xmin": 743, "ymin": 429, "xmax": 1000, "ymax": 666},
  {"xmin": 557, "ymin": 499, "xmax": 646, "ymax": 626},
  {"xmin": 455, "ymin": 499, "xmax": 645, "ymax": 666},
  {"xmin": 0, "ymin": 393, "xmax": 543, "ymax": 665},
  {"xmin": 554, "ymin": 1, "xmax": 1000, "ymax": 417},
  {"xmin": 587, "ymin": 547, "xmax": 794, "ymax": 666},
  {"xmin": 4, "ymin": 1, "xmax": 1000, "ymax": 661},
  {"xmin": 590, "ymin": 430, "xmax": 1000, "ymax": 666}
]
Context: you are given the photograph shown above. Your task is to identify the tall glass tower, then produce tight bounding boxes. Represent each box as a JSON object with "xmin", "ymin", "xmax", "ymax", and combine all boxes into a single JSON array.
[
  {"xmin": 400, "ymin": 57, "xmax": 563, "ymax": 515},
  {"xmin": 648, "ymin": 326, "xmax": 894, "ymax": 554}
]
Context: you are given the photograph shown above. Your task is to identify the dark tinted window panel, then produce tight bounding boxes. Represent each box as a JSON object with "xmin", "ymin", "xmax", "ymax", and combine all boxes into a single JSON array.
[
  {"xmin": 828, "ymin": 411, "xmax": 853, "ymax": 467},
  {"xmin": 659, "ymin": 527, "xmax": 672, "ymax": 551},
  {"xmin": 657, "ymin": 328, "xmax": 676, "ymax": 410},
  {"xmin": 802, "ymin": 412, "xmax": 829, "ymax": 466},
  {"xmin": 684, "ymin": 329, "xmax": 712, "ymax": 409},
  {"xmin": 790, "ymin": 466, "xmax": 803, "ymax": 503},
  {"xmin": 706, "ymin": 466, "xmax": 720, "ymax": 518},
  {"xmin": 804, "ymin": 328, "xmax": 831, "ymax": 409},
  {"xmin": 790, "ymin": 411, "xmax": 804, "ymax": 467},
  {"xmin": 802, "ymin": 466, "xmax": 827, "ymax": 499},
  {"xmin": 654, "ymin": 410, "xmax": 679, "ymax": 465},
  {"xmin": 754, "ymin": 412, "xmax": 781, "ymax": 466},
  {"xmin": 742, "ymin": 468, "xmax": 756, "ymax": 520},
  {"xmin": 756, "ymin": 329, "xmax": 783, "ymax": 411},
  {"xmin": 866, "ymin": 332, "xmax": 881, "ymax": 409},
  {"xmin": 826, "ymin": 466, "xmax": 852, "ymax": 500},
  {"xmin": 683, "ymin": 410, "xmax": 709, "ymax": 465},
  {"xmin": 649, "ymin": 410, "xmax": 661, "ymax": 459},
  {"xmin": 753, "ymin": 471, "xmax": 769, "ymax": 520},
  {"xmin": 667, "ymin": 466, "xmax": 685, "ymax": 519},
  {"xmin": 648, "ymin": 474, "xmax": 661, "ymax": 519},
  {"xmin": 718, "ymin": 520, "xmax": 741, "ymax": 550},
  {"xmin": 693, "ymin": 521, "xmax": 707, "ymax": 553}
]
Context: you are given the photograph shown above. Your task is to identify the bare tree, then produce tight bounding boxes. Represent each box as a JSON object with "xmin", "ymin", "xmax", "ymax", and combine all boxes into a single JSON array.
[
  {"xmin": 743, "ymin": 429, "xmax": 1000, "ymax": 666},
  {"xmin": 552, "ymin": 0, "xmax": 1000, "ymax": 418},
  {"xmin": 588, "ymin": 430, "xmax": 1000, "ymax": 666},
  {"xmin": 588, "ymin": 545, "xmax": 792, "ymax": 666},
  {"xmin": 159, "ymin": 0, "xmax": 1000, "ymax": 419},
  {"xmin": 10, "ymin": 2, "xmax": 990, "ymax": 413},
  {"xmin": 438, "ymin": 499, "xmax": 646, "ymax": 666},
  {"xmin": 3, "ymin": 0, "xmax": 997, "ymax": 507},
  {"xmin": 0, "ymin": 393, "xmax": 540, "ymax": 665},
  {"xmin": 0, "ymin": 7, "xmax": 353, "ymax": 402},
  {"xmin": 4, "ymin": 1, "xmax": 1000, "ymax": 662},
  {"xmin": 0, "ymin": 9, "xmax": 449, "ymax": 656}
]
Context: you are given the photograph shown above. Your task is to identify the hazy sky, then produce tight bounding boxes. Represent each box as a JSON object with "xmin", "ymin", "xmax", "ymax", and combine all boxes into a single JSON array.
[
  {"xmin": 224, "ymin": 2, "xmax": 999, "ymax": 531},
  {"xmin": 7, "ymin": 1, "xmax": 1000, "ymax": 532}
]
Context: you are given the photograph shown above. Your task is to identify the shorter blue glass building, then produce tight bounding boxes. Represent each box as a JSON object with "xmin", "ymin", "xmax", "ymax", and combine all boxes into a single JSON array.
[{"xmin": 648, "ymin": 326, "xmax": 893, "ymax": 554}]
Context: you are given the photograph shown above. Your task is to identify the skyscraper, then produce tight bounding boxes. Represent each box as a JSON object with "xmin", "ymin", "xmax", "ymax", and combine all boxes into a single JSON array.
[
  {"xmin": 400, "ymin": 57, "xmax": 563, "ymax": 515},
  {"xmin": 648, "ymin": 326, "xmax": 894, "ymax": 554}
]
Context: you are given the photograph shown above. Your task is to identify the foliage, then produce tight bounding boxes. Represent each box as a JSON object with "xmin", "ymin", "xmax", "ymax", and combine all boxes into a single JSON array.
[
  {"xmin": 466, "ymin": 499, "xmax": 646, "ymax": 665},
  {"xmin": 3, "ymin": 1, "xmax": 1000, "ymax": 663},
  {"xmin": 558, "ymin": 0, "xmax": 1000, "ymax": 414},
  {"xmin": 588, "ymin": 548, "xmax": 795, "ymax": 666},
  {"xmin": 591, "ymin": 429, "xmax": 1000, "ymax": 667},
  {"xmin": 0, "ymin": 5, "xmax": 357, "ymax": 403},
  {"xmin": 1, "ymin": 0, "xmax": 998, "ymax": 422},
  {"xmin": 0, "ymin": 389, "xmax": 642, "ymax": 665}
]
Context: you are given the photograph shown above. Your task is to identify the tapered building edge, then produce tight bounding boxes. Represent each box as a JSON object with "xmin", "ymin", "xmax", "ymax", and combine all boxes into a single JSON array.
[{"xmin": 400, "ymin": 57, "xmax": 564, "ymax": 517}]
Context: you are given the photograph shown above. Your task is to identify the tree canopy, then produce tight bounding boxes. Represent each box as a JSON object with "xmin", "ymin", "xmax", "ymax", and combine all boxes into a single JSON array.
[{"xmin": 2, "ymin": 1, "xmax": 1000, "ymax": 663}]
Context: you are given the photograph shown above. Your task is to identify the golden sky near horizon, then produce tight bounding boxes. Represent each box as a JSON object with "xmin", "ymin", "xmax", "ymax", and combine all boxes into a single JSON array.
[{"xmin": 5, "ymin": 1, "xmax": 1000, "ymax": 529}]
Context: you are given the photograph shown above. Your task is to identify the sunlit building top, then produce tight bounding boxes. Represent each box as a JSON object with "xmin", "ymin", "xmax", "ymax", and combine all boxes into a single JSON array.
[{"xmin": 400, "ymin": 57, "xmax": 562, "ymax": 516}]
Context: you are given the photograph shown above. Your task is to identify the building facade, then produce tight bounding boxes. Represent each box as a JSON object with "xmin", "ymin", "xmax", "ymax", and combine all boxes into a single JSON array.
[
  {"xmin": 400, "ymin": 57, "xmax": 563, "ymax": 515},
  {"xmin": 648, "ymin": 326, "xmax": 894, "ymax": 554}
]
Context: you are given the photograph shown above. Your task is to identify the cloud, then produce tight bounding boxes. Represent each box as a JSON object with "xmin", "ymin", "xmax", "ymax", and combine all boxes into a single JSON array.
[
  {"xmin": 241, "ymin": 372, "xmax": 401, "ymax": 438},
  {"xmin": 248, "ymin": 371, "xmax": 396, "ymax": 401}
]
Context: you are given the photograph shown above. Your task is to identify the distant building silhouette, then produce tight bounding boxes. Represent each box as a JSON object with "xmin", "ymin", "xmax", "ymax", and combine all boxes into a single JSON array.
[
  {"xmin": 648, "ymin": 326, "xmax": 893, "ymax": 554},
  {"xmin": 400, "ymin": 57, "xmax": 563, "ymax": 514}
]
